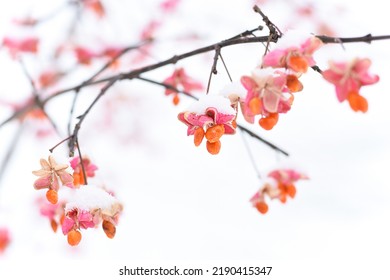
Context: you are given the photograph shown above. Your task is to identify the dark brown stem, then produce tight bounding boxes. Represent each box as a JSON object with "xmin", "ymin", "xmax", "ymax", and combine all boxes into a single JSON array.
[
  {"xmin": 253, "ymin": 5, "xmax": 282, "ymax": 39},
  {"xmin": 68, "ymin": 78, "xmax": 119, "ymax": 157},
  {"xmin": 206, "ymin": 45, "xmax": 221, "ymax": 94},
  {"xmin": 316, "ymin": 34, "xmax": 390, "ymax": 44},
  {"xmin": 49, "ymin": 135, "xmax": 73, "ymax": 153},
  {"xmin": 75, "ymin": 140, "xmax": 88, "ymax": 185},
  {"xmin": 219, "ymin": 52, "xmax": 233, "ymax": 82}
]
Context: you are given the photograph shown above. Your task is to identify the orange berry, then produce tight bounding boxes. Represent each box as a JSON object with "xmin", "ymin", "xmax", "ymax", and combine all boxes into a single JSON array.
[
  {"xmin": 347, "ymin": 91, "xmax": 368, "ymax": 113},
  {"xmin": 172, "ymin": 94, "xmax": 180, "ymax": 106},
  {"xmin": 206, "ymin": 140, "xmax": 221, "ymax": 155},
  {"xmin": 46, "ymin": 189, "xmax": 58, "ymax": 204},
  {"xmin": 193, "ymin": 127, "xmax": 205, "ymax": 147},
  {"xmin": 67, "ymin": 230, "xmax": 82, "ymax": 246},
  {"xmin": 73, "ymin": 172, "xmax": 85, "ymax": 187},
  {"xmin": 259, "ymin": 113, "xmax": 279, "ymax": 130},
  {"xmin": 286, "ymin": 184, "xmax": 297, "ymax": 198},
  {"xmin": 279, "ymin": 195, "xmax": 287, "ymax": 204},
  {"xmin": 286, "ymin": 74, "xmax": 303, "ymax": 92},
  {"xmin": 50, "ymin": 219, "xmax": 58, "ymax": 233},
  {"xmin": 102, "ymin": 220, "xmax": 116, "ymax": 239},
  {"xmin": 249, "ymin": 97, "xmax": 262, "ymax": 115},
  {"xmin": 205, "ymin": 124, "xmax": 225, "ymax": 143},
  {"xmin": 288, "ymin": 55, "xmax": 309, "ymax": 73},
  {"xmin": 255, "ymin": 201, "xmax": 269, "ymax": 214},
  {"xmin": 60, "ymin": 214, "xmax": 65, "ymax": 225}
]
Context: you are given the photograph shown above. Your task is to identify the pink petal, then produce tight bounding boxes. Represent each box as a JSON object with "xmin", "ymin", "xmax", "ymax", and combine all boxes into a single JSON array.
[
  {"xmin": 223, "ymin": 123, "xmax": 236, "ymax": 134},
  {"xmin": 322, "ymin": 69, "xmax": 343, "ymax": 85},
  {"xmin": 62, "ymin": 217, "xmax": 75, "ymax": 235},
  {"xmin": 70, "ymin": 157, "xmax": 80, "ymax": 170},
  {"xmin": 182, "ymin": 80, "xmax": 203, "ymax": 92},
  {"xmin": 262, "ymin": 91, "xmax": 280, "ymax": 113},
  {"xmin": 240, "ymin": 76, "xmax": 257, "ymax": 91},
  {"xmin": 262, "ymin": 49, "xmax": 286, "ymax": 68},
  {"xmin": 239, "ymin": 102, "xmax": 255, "ymax": 124},
  {"xmin": 33, "ymin": 176, "xmax": 51, "ymax": 190},
  {"xmin": 277, "ymin": 98, "xmax": 292, "ymax": 113},
  {"xmin": 57, "ymin": 171, "xmax": 74, "ymax": 188}
]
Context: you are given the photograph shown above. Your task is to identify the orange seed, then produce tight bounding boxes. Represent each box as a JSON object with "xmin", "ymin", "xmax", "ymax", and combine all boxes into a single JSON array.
[
  {"xmin": 67, "ymin": 230, "xmax": 82, "ymax": 246},
  {"xmin": 102, "ymin": 220, "xmax": 116, "ymax": 239},
  {"xmin": 205, "ymin": 124, "xmax": 225, "ymax": 143},
  {"xmin": 348, "ymin": 91, "xmax": 368, "ymax": 113},
  {"xmin": 50, "ymin": 219, "xmax": 58, "ymax": 233},
  {"xmin": 255, "ymin": 201, "xmax": 269, "ymax": 214},
  {"xmin": 193, "ymin": 127, "xmax": 205, "ymax": 147},
  {"xmin": 288, "ymin": 55, "xmax": 309, "ymax": 73},
  {"xmin": 206, "ymin": 140, "xmax": 221, "ymax": 155},
  {"xmin": 46, "ymin": 189, "xmax": 58, "ymax": 204},
  {"xmin": 172, "ymin": 94, "xmax": 180, "ymax": 106},
  {"xmin": 259, "ymin": 113, "xmax": 279, "ymax": 130},
  {"xmin": 249, "ymin": 97, "xmax": 262, "ymax": 115},
  {"xmin": 286, "ymin": 74, "xmax": 303, "ymax": 92}
]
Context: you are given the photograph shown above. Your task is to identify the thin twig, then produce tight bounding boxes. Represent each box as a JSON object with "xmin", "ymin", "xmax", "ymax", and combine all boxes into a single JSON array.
[
  {"xmin": 219, "ymin": 52, "xmax": 233, "ymax": 82},
  {"xmin": 18, "ymin": 58, "xmax": 60, "ymax": 134},
  {"xmin": 253, "ymin": 5, "xmax": 282, "ymax": 38},
  {"xmin": 68, "ymin": 78, "xmax": 119, "ymax": 156},
  {"xmin": 0, "ymin": 122, "xmax": 25, "ymax": 186},
  {"xmin": 49, "ymin": 135, "xmax": 73, "ymax": 153},
  {"xmin": 206, "ymin": 45, "xmax": 221, "ymax": 94}
]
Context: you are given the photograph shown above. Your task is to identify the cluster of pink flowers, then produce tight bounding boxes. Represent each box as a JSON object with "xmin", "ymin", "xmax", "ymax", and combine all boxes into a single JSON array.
[
  {"xmin": 32, "ymin": 155, "xmax": 74, "ymax": 204},
  {"xmin": 2, "ymin": 37, "xmax": 39, "ymax": 58},
  {"xmin": 163, "ymin": 68, "xmax": 203, "ymax": 105},
  {"xmin": 250, "ymin": 168, "xmax": 308, "ymax": 214},
  {"xmin": 240, "ymin": 68, "xmax": 299, "ymax": 130},
  {"xmin": 178, "ymin": 95, "xmax": 237, "ymax": 154},
  {"xmin": 73, "ymin": 45, "xmax": 125, "ymax": 66},
  {"xmin": 233, "ymin": 32, "xmax": 321, "ymax": 130},
  {"xmin": 70, "ymin": 156, "xmax": 98, "ymax": 187},
  {"xmin": 33, "ymin": 155, "xmax": 122, "ymax": 246},
  {"xmin": 62, "ymin": 187, "xmax": 123, "ymax": 246},
  {"xmin": 322, "ymin": 58, "xmax": 379, "ymax": 112},
  {"xmin": 176, "ymin": 31, "xmax": 379, "ymax": 143}
]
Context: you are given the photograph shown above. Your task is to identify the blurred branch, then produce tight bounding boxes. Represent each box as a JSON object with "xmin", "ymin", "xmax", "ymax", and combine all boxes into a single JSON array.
[
  {"xmin": 0, "ymin": 123, "xmax": 25, "ymax": 186},
  {"xmin": 2, "ymin": 26, "xmax": 390, "ymax": 135}
]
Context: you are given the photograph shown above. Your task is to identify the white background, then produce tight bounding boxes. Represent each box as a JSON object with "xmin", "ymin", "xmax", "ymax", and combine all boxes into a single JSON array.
[{"xmin": 0, "ymin": 0, "xmax": 389, "ymax": 278}]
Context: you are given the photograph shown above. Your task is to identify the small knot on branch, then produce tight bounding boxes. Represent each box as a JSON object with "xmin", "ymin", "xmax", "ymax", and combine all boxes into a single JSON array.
[
  {"xmin": 253, "ymin": 5, "xmax": 282, "ymax": 40},
  {"xmin": 364, "ymin": 33, "xmax": 373, "ymax": 44}
]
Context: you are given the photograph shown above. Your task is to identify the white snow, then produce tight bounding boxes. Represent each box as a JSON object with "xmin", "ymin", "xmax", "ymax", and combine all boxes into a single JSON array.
[
  {"xmin": 275, "ymin": 29, "xmax": 312, "ymax": 49},
  {"xmin": 219, "ymin": 81, "xmax": 247, "ymax": 99},
  {"xmin": 187, "ymin": 94, "xmax": 236, "ymax": 115},
  {"xmin": 252, "ymin": 67, "xmax": 275, "ymax": 78},
  {"xmin": 64, "ymin": 186, "xmax": 119, "ymax": 212}
]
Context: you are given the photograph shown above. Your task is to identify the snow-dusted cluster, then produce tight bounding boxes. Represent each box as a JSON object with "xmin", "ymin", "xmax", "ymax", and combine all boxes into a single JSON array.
[
  {"xmin": 178, "ymin": 95, "xmax": 237, "ymax": 154},
  {"xmin": 33, "ymin": 155, "xmax": 123, "ymax": 246}
]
